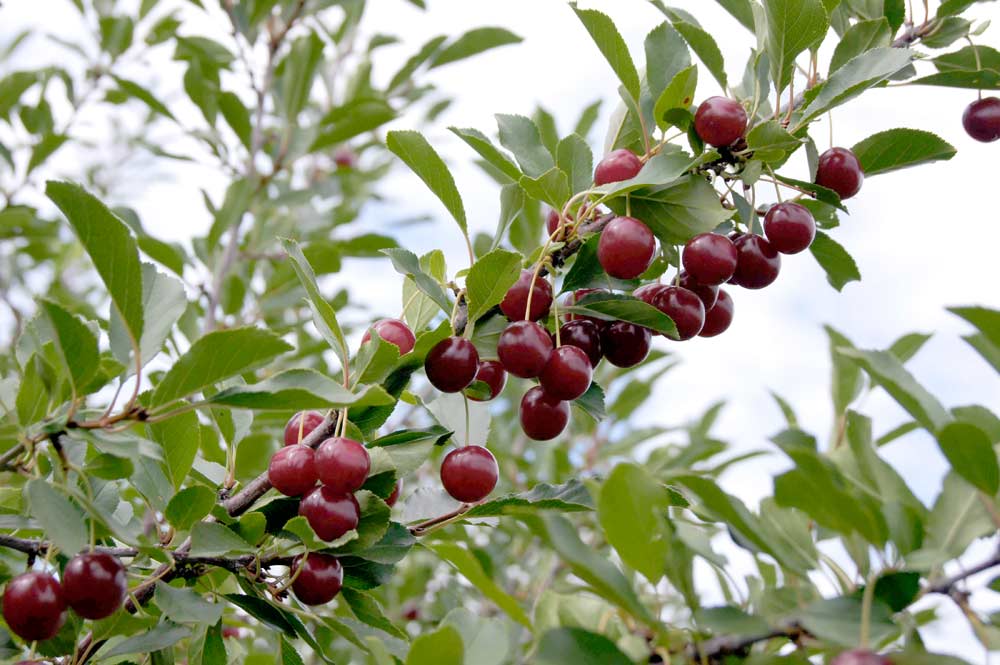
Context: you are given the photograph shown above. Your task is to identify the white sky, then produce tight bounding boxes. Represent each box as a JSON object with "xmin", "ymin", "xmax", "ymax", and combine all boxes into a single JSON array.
[{"xmin": 3, "ymin": 0, "xmax": 1000, "ymax": 658}]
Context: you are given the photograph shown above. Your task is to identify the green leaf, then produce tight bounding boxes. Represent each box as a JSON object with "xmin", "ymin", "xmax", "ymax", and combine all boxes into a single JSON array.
[
  {"xmin": 763, "ymin": 0, "xmax": 829, "ymax": 94},
  {"xmin": 873, "ymin": 570, "xmax": 921, "ymax": 612},
  {"xmin": 15, "ymin": 355, "xmax": 48, "ymax": 426},
  {"xmin": 609, "ymin": 175, "xmax": 733, "ymax": 245},
  {"xmin": 282, "ymin": 31, "xmax": 323, "ymax": 119},
  {"xmin": 430, "ymin": 27, "xmax": 522, "ymax": 68},
  {"xmin": 593, "ymin": 147, "xmax": 708, "ymax": 198},
  {"xmin": 450, "ymin": 127, "xmax": 522, "ymax": 182},
  {"xmin": 383, "ymin": 247, "xmax": 452, "ymax": 314},
  {"xmin": 851, "ymin": 128, "xmax": 956, "ymax": 176},
  {"xmin": 148, "ymin": 410, "xmax": 201, "ymax": 489},
  {"xmin": 653, "ymin": 65, "xmax": 698, "ymax": 129},
  {"xmin": 936, "ymin": 421, "xmax": 999, "ymax": 494},
  {"xmin": 556, "ymin": 134, "xmax": 595, "ymax": 196},
  {"xmin": 949, "ymin": 306, "xmax": 1000, "ymax": 350},
  {"xmin": 697, "ymin": 606, "xmax": 771, "ymax": 636},
  {"xmin": 496, "ymin": 114, "xmax": 555, "ymax": 178},
  {"xmin": 165, "ymin": 485, "xmax": 216, "ymax": 530},
  {"xmin": 574, "ymin": 381, "xmax": 607, "ymax": 422},
  {"xmin": 219, "ymin": 91, "xmax": 251, "ymax": 149},
  {"xmin": 388, "ymin": 34, "xmax": 448, "ymax": 91},
  {"xmin": 386, "ymin": 130, "xmax": 468, "ymax": 240},
  {"xmin": 571, "ymin": 6, "xmax": 641, "ymax": 101},
  {"xmin": 112, "ymin": 75, "xmax": 175, "ymax": 119},
  {"xmin": 441, "ymin": 608, "xmax": 510, "ymax": 665},
  {"xmin": 889, "ymin": 332, "xmax": 933, "ymax": 363},
  {"xmin": 311, "ymin": 98, "xmax": 396, "ymax": 152},
  {"xmin": 536, "ymin": 628, "xmax": 633, "ymax": 665},
  {"xmin": 465, "ymin": 249, "xmax": 523, "ymax": 323},
  {"xmin": 830, "ymin": 18, "xmax": 891, "ymax": 73},
  {"xmin": 206, "ymin": 369, "xmax": 393, "ymax": 410},
  {"xmin": 518, "ymin": 168, "xmax": 571, "ymax": 209},
  {"xmin": 280, "ymin": 635, "xmax": 304, "ymax": 665},
  {"xmin": 341, "ymin": 588, "xmax": 408, "ymax": 641},
  {"xmin": 207, "ymin": 178, "xmax": 252, "ymax": 250},
  {"xmin": 714, "ymin": 0, "xmax": 757, "ymax": 31},
  {"xmin": 429, "ymin": 543, "xmax": 532, "ymax": 628},
  {"xmin": 564, "ymin": 291, "xmax": 678, "ymax": 338},
  {"xmin": 644, "ymin": 22, "xmax": 691, "ymax": 105},
  {"xmin": 155, "ymin": 582, "xmax": 224, "ymax": 626},
  {"xmin": 745, "ymin": 120, "xmax": 802, "ymax": 162},
  {"xmin": 188, "ymin": 522, "xmax": 255, "ymax": 557},
  {"xmin": 26, "ymin": 479, "xmax": 88, "ymax": 556},
  {"xmin": 27, "ymin": 133, "xmax": 69, "ymax": 174},
  {"xmin": 798, "ymin": 596, "xmax": 896, "ymax": 647},
  {"xmin": 809, "ymin": 231, "xmax": 860, "ymax": 291},
  {"xmin": 599, "ymin": 463, "xmax": 671, "ymax": 583},
  {"xmin": 919, "ymin": 472, "xmax": 994, "ymax": 564},
  {"xmin": 369, "ymin": 426, "xmax": 452, "ymax": 477},
  {"xmin": 151, "ymin": 327, "xmax": 291, "ymax": 407},
  {"xmin": 38, "ymin": 299, "xmax": 99, "ymax": 393},
  {"xmin": 46, "ymin": 181, "xmax": 144, "ymax": 347},
  {"xmin": 465, "ymin": 479, "xmax": 594, "ymax": 518},
  {"xmin": 278, "ymin": 245, "xmax": 346, "ymax": 366},
  {"xmin": 102, "ymin": 622, "xmax": 190, "ymax": 658},
  {"xmin": 406, "ymin": 625, "xmax": 463, "ymax": 665},
  {"xmin": 663, "ymin": 9, "xmax": 728, "ymax": 89}
]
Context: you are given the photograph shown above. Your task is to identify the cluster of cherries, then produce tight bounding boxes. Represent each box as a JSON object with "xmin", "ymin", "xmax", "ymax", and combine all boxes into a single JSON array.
[{"xmin": 1, "ymin": 551, "xmax": 127, "ymax": 643}]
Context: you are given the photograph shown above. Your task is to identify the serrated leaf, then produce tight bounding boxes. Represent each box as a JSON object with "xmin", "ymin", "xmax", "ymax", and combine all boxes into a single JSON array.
[
  {"xmin": 936, "ymin": 421, "xmax": 999, "ymax": 494},
  {"xmin": 103, "ymin": 622, "xmax": 191, "ymax": 658},
  {"xmin": 763, "ymin": 0, "xmax": 829, "ymax": 94},
  {"xmin": 851, "ymin": 128, "xmax": 956, "ymax": 176},
  {"xmin": 38, "ymin": 299, "xmax": 99, "ymax": 393},
  {"xmin": 465, "ymin": 479, "xmax": 594, "ymax": 518},
  {"xmin": 496, "ymin": 113, "xmax": 555, "ymax": 178},
  {"xmin": 188, "ymin": 522, "xmax": 254, "ymax": 557},
  {"xmin": 599, "ymin": 463, "xmax": 671, "ymax": 583},
  {"xmin": 429, "ymin": 542, "xmax": 532, "ymax": 628},
  {"xmin": 26, "ymin": 479, "xmax": 88, "ymax": 556},
  {"xmin": 155, "ymin": 582, "xmax": 224, "ymax": 626},
  {"xmin": 571, "ymin": 6, "xmax": 641, "ymax": 101},
  {"xmin": 809, "ymin": 231, "xmax": 860, "ymax": 291},
  {"xmin": 662, "ymin": 9, "xmax": 728, "ymax": 89},
  {"xmin": 565, "ymin": 291, "xmax": 678, "ymax": 337},
  {"xmin": 205, "ymin": 369, "xmax": 393, "ymax": 410},
  {"xmin": 430, "ymin": 27, "xmax": 521, "ymax": 68},
  {"xmin": 148, "ymin": 409, "xmax": 201, "ymax": 489},
  {"xmin": 165, "ymin": 485, "xmax": 216, "ymax": 530},
  {"xmin": 830, "ymin": 18, "xmax": 891, "ymax": 73},
  {"xmin": 386, "ymin": 130, "xmax": 468, "ymax": 240},
  {"xmin": 449, "ymin": 127, "xmax": 522, "ymax": 182},
  {"xmin": 608, "ymin": 175, "xmax": 733, "ymax": 245},
  {"xmin": 281, "ymin": 237, "xmax": 349, "ymax": 369},
  {"xmin": 113, "ymin": 75, "xmax": 175, "ymax": 119},
  {"xmin": 383, "ymin": 247, "xmax": 452, "ymax": 314},
  {"xmin": 465, "ymin": 249, "xmax": 522, "ymax": 322}
]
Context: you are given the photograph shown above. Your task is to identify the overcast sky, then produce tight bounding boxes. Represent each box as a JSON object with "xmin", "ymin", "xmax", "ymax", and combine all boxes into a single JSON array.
[{"xmin": 3, "ymin": 0, "xmax": 1000, "ymax": 658}]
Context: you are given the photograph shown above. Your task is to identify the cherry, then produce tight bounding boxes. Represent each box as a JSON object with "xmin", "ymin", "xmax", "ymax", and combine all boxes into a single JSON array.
[
  {"xmin": 283, "ymin": 410, "xmax": 325, "ymax": 446},
  {"xmin": 424, "ymin": 336, "xmax": 479, "ymax": 392},
  {"xmin": 694, "ymin": 96, "xmax": 749, "ymax": 148},
  {"xmin": 763, "ymin": 202, "xmax": 816, "ymax": 254},
  {"xmin": 467, "ymin": 360, "xmax": 507, "ymax": 401},
  {"xmin": 964, "ymin": 97, "xmax": 1000, "ymax": 142},
  {"xmin": 830, "ymin": 649, "xmax": 890, "ymax": 665},
  {"xmin": 601, "ymin": 321, "xmax": 651, "ymax": 368},
  {"xmin": 559, "ymin": 320, "xmax": 603, "ymax": 367},
  {"xmin": 500, "ymin": 269, "xmax": 553, "ymax": 322},
  {"xmin": 540, "ymin": 345, "xmax": 593, "ymax": 400},
  {"xmin": 333, "ymin": 147, "xmax": 356, "ymax": 169},
  {"xmin": 816, "ymin": 147, "xmax": 864, "ymax": 200},
  {"xmin": 633, "ymin": 283, "xmax": 667, "ymax": 305},
  {"xmin": 2, "ymin": 571, "xmax": 66, "ymax": 642},
  {"xmin": 386, "ymin": 479, "xmax": 402, "ymax": 507},
  {"xmin": 699, "ymin": 289, "xmax": 734, "ymax": 337},
  {"xmin": 598, "ymin": 216, "xmax": 656, "ymax": 279},
  {"xmin": 733, "ymin": 234, "xmax": 781, "ymax": 289},
  {"xmin": 222, "ymin": 627, "xmax": 243, "ymax": 639},
  {"xmin": 298, "ymin": 486, "xmax": 360, "ymax": 541},
  {"xmin": 268, "ymin": 445, "xmax": 318, "ymax": 497},
  {"xmin": 682, "ymin": 233, "xmax": 738, "ymax": 286},
  {"xmin": 679, "ymin": 271, "xmax": 719, "ymax": 310},
  {"xmin": 291, "ymin": 553, "xmax": 343, "ymax": 606},
  {"xmin": 497, "ymin": 321, "xmax": 553, "ymax": 378},
  {"xmin": 519, "ymin": 386, "xmax": 570, "ymax": 441},
  {"xmin": 440, "ymin": 446, "xmax": 499, "ymax": 503},
  {"xmin": 62, "ymin": 552, "xmax": 127, "ymax": 620},
  {"xmin": 315, "ymin": 437, "xmax": 370, "ymax": 493},
  {"xmin": 652, "ymin": 286, "xmax": 705, "ymax": 340},
  {"xmin": 593, "ymin": 148, "xmax": 642, "ymax": 186},
  {"xmin": 546, "ymin": 208, "xmax": 576, "ymax": 238},
  {"xmin": 563, "ymin": 288, "xmax": 608, "ymax": 325},
  {"xmin": 362, "ymin": 318, "xmax": 415, "ymax": 355}
]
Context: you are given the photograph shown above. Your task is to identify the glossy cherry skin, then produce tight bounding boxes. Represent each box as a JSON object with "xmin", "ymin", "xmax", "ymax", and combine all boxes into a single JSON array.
[
  {"xmin": 362, "ymin": 318, "xmax": 415, "ymax": 355},
  {"xmin": 679, "ymin": 271, "xmax": 719, "ymax": 310},
  {"xmin": 283, "ymin": 410, "xmax": 325, "ymax": 446},
  {"xmin": 633, "ymin": 283, "xmax": 667, "ymax": 305},
  {"xmin": 733, "ymin": 234, "xmax": 781, "ymax": 289},
  {"xmin": 425, "ymin": 337, "xmax": 479, "ymax": 392},
  {"xmin": 816, "ymin": 147, "xmax": 864, "ymax": 200},
  {"xmin": 540, "ymin": 345, "xmax": 593, "ymax": 400},
  {"xmin": 386, "ymin": 479, "xmax": 402, "ymax": 507},
  {"xmin": 682, "ymin": 233, "xmax": 738, "ymax": 286},
  {"xmin": 559, "ymin": 320, "xmax": 603, "ymax": 367},
  {"xmin": 467, "ymin": 360, "xmax": 507, "ymax": 401},
  {"xmin": 964, "ymin": 97, "xmax": 1000, "ymax": 142},
  {"xmin": 694, "ymin": 97, "xmax": 748, "ymax": 147},
  {"xmin": 291, "ymin": 553, "xmax": 343, "ymax": 606},
  {"xmin": 2, "ymin": 572, "xmax": 66, "ymax": 642},
  {"xmin": 699, "ymin": 289, "xmax": 734, "ymax": 337},
  {"xmin": 594, "ymin": 148, "xmax": 643, "ymax": 186},
  {"xmin": 500, "ymin": 269, "xmax": 553, "ymax": 322},
  {"xmin": 601, "ymin": 322, "xmax": 652, "ymax": 368},
  {"xmin": 830, "ymin": 650, "xmax": 891, "ymax": 665},
  {"xmin": 519, "ymin": 386, "xmax": 570, "ymax": 441},
  {"xmin": 440, "ymin": 446, "xmax": 499, "ymax": 503},
  {"xmin": 652, "ymin": 286, "xmax": 705, "ymax": 340},
  {"xmin": 298, "ymin": 486, "xmax": 360, "ymax": 542},
  {"xmin": 763, "ymin": 202, "xmax": 816, "ymax": 254},
  {"xmin": 563, "ymin": 288, "xmax": 608, "ymax": 325},
  {"xmin": 597, "ymin": 216, "xmax": 656, "ymax": 279},
  {"xmin": 268, "ymin": 445, "xmax": 318, "ymax": 497},
  {"xmin": 497, "ymin": 321, "xmax": 553, "ymax": 378},
  {"xmin": 315, "ymin": 437, "xmax": 370, "ymax": 493},
  {"xmin": 63, "ymin": 552, "xmax": 128, "ymax": 620}
]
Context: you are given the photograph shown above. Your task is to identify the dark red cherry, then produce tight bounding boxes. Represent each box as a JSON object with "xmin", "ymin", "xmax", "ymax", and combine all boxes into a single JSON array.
[
  {"xmin": 597, "ymin": 216, "xmax": 656, "ymax": 279},
  {"xmin": 315, "ymin": 437, "xmax": 370, "ymax": 493},
  {"xmin": 298, "ymin": 486, "xmax": 360, "ymax": 542},
  {"xmin": 559, "ymin": 320, "xmax": 603, "ymax": 367},
  {"xmin": 333, "ymin": 147, "xmax": 356, "ymax": 169},
  {"xmin": 268, "ymin": 445, "xmax": 317, "ymax": 497},
  {"xmin": 386, "ymin": 479, "xmax": 402, "ymax": 507},
  {"xmin": 652, "ymin": 286, "xmax": 705, "ymax": 340},
  {"xmin": 601, "ymin": 321, "xmax": 651, "ymax": 368},
  {"xmin": 63, "ymin": 552, "xmax": 127, "ymax": 620},
  {"xmin": 362, "ymin": 318, "xmax": 415, "ymax": 355},
  {"xmin": 699, "ymin": 289, "xmax": 734, "ymax": 337},
  {"xmin": 964, "ymin": 97, "xmax": 1000, "ymax": 142},
  {"xmin": 733, "ymin": 234, "xmax": 781, "ymax": 289},
  {"xmin": 594, "ymin": 148, "xmax": 642, "ymax": 186},
  {"xmin": 291, "ymin": 553, "xmax": 343, "ymax": 606},
  {"xmin": 563, "ymin": 288, "xmax": 607, "ymax": 325},
  {"xmin": 497, "ymin": 321, "xmax": 553, "ymax": 378},
  {"xmin": 830, "ymin": 650, "xmax": 890, "ymax": 665},
  {"xmin": 678, "ymin": 271, "xmax": 719, "ymax": 310},
  {"xmin": 540, "ymin": 345, "xmax": 593, "ymax": 400},
  {"xmin": 467, "ymin": 360, "xmax": 507, "ymax": 401},
  {"xmin": 633, "ymin": 283, "xmax": 667, "ymax": 305},
  {"xmin": 694, "ymin": 97, "xmax": 748, "ymax": 147},
  {"xmin": 2, "ymin": 572, "xmax": 66, "ymax": 642},
  {"xmin": 763, "ymin": 202, "xmax": 816, "ymax": 254},
  {"xmin": 816, "ymin": 147, "xmax": 864, "ymax": 200},
  {"xmin": 546, "ymin": 208, "xmax": 576, "ymax": 238},
  {"xmin": 424, "ymin": 337, "xmax": 479, "ymax": 392},
  {"xmin": 500, "ymin": 269, "xmax": 553, "ymax": 322},
  {"xmin": 519, "ymin": 387, "xmax": 570, "ymax": 441},
  {"xmin": 440, "ymin": 446, "xmax": 498, "ymax": 503},
  {"xmin": 682, "ymin": 233, "xmax": 738, "ymax": 286},
  {"xmin": 283, "ymin": 410, "xmax": 325, "ymax": 446}
]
